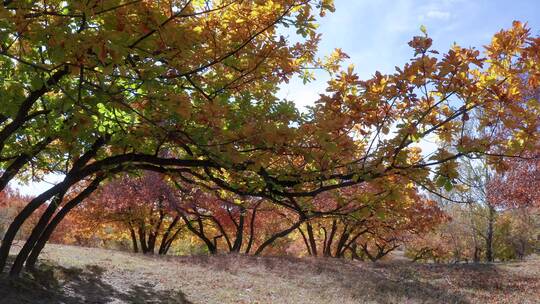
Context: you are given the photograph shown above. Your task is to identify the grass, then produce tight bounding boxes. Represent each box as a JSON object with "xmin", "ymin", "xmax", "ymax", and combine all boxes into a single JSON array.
[{"xmin": 0, "ymin": 243, "xmax": 539, "ymax": 303}]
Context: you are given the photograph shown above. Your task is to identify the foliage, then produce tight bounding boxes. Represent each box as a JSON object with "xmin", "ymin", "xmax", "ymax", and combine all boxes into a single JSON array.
[
  {"xmin": 0, "ymin": 0, "xmax": 539, "ymax": 276},
  {"xmin": 0, "ymin": 186, "xmax": 40, "ymax": 240},
  {"xmin": 405, "ymin": 204, "xmax": 539, "ymax": 263},
  {"xmin": 55, "ymin": 172, "xmax": 185, "ymax": 254},
  {"xmin": 488, "ymin": 155, "xmax": 540, "ymax": 209}
]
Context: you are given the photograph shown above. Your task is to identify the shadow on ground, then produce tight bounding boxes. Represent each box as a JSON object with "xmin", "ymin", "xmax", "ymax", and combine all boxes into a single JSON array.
[
  {"xmin": 0, "ymin": 257, "xmax": 192, "ymax": 304},
  {"xmin": 277, "ymin": 257, "xmax": 474, "ymax": 304},
  {"xmin": 179, "ymin": 254, "xmax": 522, "ymax": 304},
  {"xmin": 2, "ymin": 252, "xmax": 537, "ymax": 303}
]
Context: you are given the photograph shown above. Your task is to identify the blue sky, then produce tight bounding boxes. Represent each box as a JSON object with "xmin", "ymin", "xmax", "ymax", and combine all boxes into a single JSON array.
[
  {"xmin": 14, "ymin": 0, "xmax": 540, "ymax": 196},
  {"xmin": 280, "ymin": 0, "xmax": 540, "ymax": 109}
]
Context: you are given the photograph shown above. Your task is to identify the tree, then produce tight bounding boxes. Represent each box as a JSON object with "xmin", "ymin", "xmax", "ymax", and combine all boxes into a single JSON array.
[
  {"xmin": 494, "ymin": 208, "xmax": 538, "ymax": 260},
  {"xmin": 488, "ymin": 153, "xmax": 540, "ymax": 259},
  {"xmin": 354, "ymin": 195, "xmax": 446, "ymax": 262},
  {"xmin": 63, "ymin": 172, "xmax": 186, "ymax": 255},
  {"xmin": 0, "ymin": 0, "xmax": 539, "ymax": 277},
  {"xmin": 291, "ymin": 176, "xmax": 446, "ymax": 260},
  {"xmin": 0, "ymin": 186, "xmax": 38, "ymax": 240},
  {"xmin": 405, "ymin": 202, "xmax": 539, "ymax": 263},
  {"xmin": 450, "ymin": 157, "xmax": 498, "ymax": 262},
  {"xmin": 0, "ymin": 0, "xmax": 330, "ymax": 275},
  {"xmin": 171, "ymin": 181, "xmax": 295, "ymax": 255},
  {"xmin": 488, "ymin": 154, "xmax": 540, "ymax": 209}
]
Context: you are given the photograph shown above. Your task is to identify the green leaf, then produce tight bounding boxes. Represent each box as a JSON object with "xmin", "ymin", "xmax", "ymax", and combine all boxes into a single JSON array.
[
  {"xmin": 30, "ymin": 77, "xmax": 43, "ymax": 90},
  {"xmin": 444, "ymin": 179, "xmax": 453, "ymax": 192},
  {"xmin": 436, "ymin": 176, "xmax": 447, "ymax": 188}
]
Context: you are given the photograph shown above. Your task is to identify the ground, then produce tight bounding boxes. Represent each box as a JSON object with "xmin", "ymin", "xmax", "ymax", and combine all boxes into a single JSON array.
[{"xmin": 0, "ymin": 244, "xmax": 538, "ymax": 304}]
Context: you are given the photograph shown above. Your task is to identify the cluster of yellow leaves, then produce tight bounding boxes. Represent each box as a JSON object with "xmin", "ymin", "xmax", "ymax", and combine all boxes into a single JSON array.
[
  {"xmin": 275, "ymin": 21, "xmax": 540, "ymax": 197},
  {"xmin": 1, "ymin": 0, "xmax": 538, "ymax": 205}
]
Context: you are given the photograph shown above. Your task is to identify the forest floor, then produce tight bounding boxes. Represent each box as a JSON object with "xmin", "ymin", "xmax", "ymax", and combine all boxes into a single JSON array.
[{"xmin": 0, "ymin": 243, "xmax": 538, "ymax": 304}]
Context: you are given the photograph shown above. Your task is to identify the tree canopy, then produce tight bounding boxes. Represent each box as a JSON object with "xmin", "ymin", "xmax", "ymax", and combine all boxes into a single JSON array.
[{"xmin": 0, "ymin": 0, "xmax": 539, "ymax": 276}]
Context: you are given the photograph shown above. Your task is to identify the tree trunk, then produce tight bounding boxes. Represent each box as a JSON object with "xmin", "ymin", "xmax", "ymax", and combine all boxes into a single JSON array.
[
  {"xmin": 361, "ymin": 244, "xmax": 377, "ymax": 262},
  {"xmin": 334, "ymin": 232, "xmax": 350, "ymax": 258},
  {"xmin": 25, "ymin": 177, "xmax": 103, "ymax": 271},
  {"xmin": 0, "ymin": 181, "xmax": 68, "ymax": 273},
  {"xmin": 148, "ymin": 205, "xmax": 166, "ymax": 254},
  {"xmin": 138, "ymin": 224, "xmax": 149, "ymax": 254},
  {"xmin": 231, "ymin": 208, "xmax": 245, "ymax": 253},
  {"xmin": 334, "ymin": 224, "xmax": 351, "ymax": 258},
  {"xmin": 244, "ymin": 200, "xmax": 262, "ymax": 255},
  {"xmin": 4, "ymin": 137, "xmax": 107, "ymax": 275},
  {"xmin": 9, "ymin": 190, "xmax": 67, "ymax": 276},
  {"xmin": 254, "ymin": 218, "xmax": 306, "ymax": 256},
  {"xmin": 161, "ymin": 226, "xmax": 183, "ymax": 255},
  {"xmin": 486, "ymin": 204, "xmax": 495, "ymax": 262},
  {"xmin": 211, "ymin": 216, "xmax": 232, "ymax": 251},
  {"xmin": 129, "ymin": 224, "xmax": 139, "ymax": 253},
  {"xmin": 298, "ymin": 226, "xmax": 312, "ymax": 256},
  {"xmin": 323, "ymin": 220, "xmax": 337, "ymax": 257},
  {"xmin": 181, "ymin": 215, "xmax": 217, "ymax": 254},
  {"xmin": 306, "ymin": 222, "xmax": 318, "ymax": 257},
  {"xmin": 473, "ymin": 246, "xmax": 480, "ymax": 263},
  {"xmin": 158, "ymin": 216, "xmax": 179, "ymax": 255},
  {"xmin": 350, "ymin": 243, "xmax": 359, "ymax": 260}
]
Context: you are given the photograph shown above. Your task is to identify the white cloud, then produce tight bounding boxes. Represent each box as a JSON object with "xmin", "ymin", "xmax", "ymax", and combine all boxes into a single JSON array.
[{"xmin": 425, "ymin": 10, "xmax": 451, "ymax": 20}]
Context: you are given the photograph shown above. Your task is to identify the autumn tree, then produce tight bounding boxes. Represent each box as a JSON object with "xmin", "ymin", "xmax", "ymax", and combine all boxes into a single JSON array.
[
  {"xmin": 406, "ymin": 158, "xmax": 539, "ymax": 264},
  {"xmin": 63, "ymin": 172, "xmax": 186, "ymax": 255},
  {"xmin": 295, "ymin": 178, "xmax": 446, "ymax": 260},
  {"xmin": 0, "ymin": 0, "xmax": 538, "ymax": 277},
  {"xmin": 488, "ymin": 154, "xmax": 540, "ymax": 209},
  {"xmin": 0, "ymin": 0, "xmax": 332, "ymax": 275},
  {"xmin": 488, "ymin": 153, "xmax": 540, "ymax": 259},
  {"xmin": 170, "ymin": 181, "xmax": 300, "ymax": 255},
  {"xmin": 295, "ymin": 184, "xmax": 378, "ymax": 258},
  {"xmin": 406, "ymin": 203, "xmax": 539, "ymax": 263},
  {"xmin": 0, "ymin": 186, "xmax": 38, "ymax": 240},
  {"xmin": 60, "ymin": 175, "xmax": 299, "ymax": 256},
  {"xmin": 443, "ymin": 157, "xmax": 499, "ymax": 262},
  {"xmin": 354, "ymin": 196, "xmax": 446, "ymax": 262}
]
